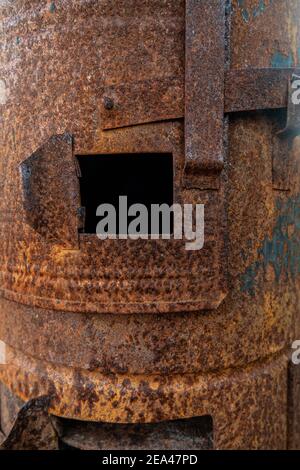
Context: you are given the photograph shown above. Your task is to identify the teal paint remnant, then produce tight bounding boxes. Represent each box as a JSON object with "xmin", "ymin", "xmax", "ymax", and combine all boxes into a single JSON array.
[
  {"xmin": 49, "ymin": 1, "xmax": 56, "ymax": 13},
  {"xmin": 241, "ymin": 8, "xmax": 250, "ymax": 22},
  {"xmin": 236, "ymin": 0, "xmax": 250, "ymax": 22},
  {"xmin": 271, "ymin": 51, "xmax": 293, "ymax": 68},
  {"xmin": 237, "ymin": 0, "xmax": 271, "ymax": 23},
  {"xmin": 240, "ymin": 195, "xmax": 300, "ymax": 296},
  {"xmin": 225, "ymin": 0, "xmax": 232, "ymax": 15},
  {"xmin": 253, "ymin": 0, "xmax": 266, "ymax": 17},
  {"xmin": 15, "ymin": 36, "xmax": 20, "ymax": 45},
  {"xmin": 240, "ymin": 262, "xmax": 260, "ymax": 297}
]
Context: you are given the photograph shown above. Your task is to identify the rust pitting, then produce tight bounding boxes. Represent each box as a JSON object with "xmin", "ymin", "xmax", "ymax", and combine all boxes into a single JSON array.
[{"xmin": 0, "ymin": 0, "xmax": 299, "ymax": 450}]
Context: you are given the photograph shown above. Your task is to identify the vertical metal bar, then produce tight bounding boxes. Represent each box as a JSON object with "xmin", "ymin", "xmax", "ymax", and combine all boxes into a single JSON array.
[{"xmin": 184, "ymin": 0, "xmax": 226, "ymax": 189}]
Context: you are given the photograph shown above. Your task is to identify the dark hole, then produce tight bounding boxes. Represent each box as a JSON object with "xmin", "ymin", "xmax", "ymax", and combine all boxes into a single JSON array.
[
  {"xmin": 77, "ymin": 153, "xmax": 174, "ymax": 235},
  {"xmin": 58, "ymin": 415, "xmax": 214, "ymax": 450}
]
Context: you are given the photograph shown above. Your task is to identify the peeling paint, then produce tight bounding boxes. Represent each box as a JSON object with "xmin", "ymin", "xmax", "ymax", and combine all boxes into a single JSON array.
[
  {"xmin": 271, "ymin": 51, "xmax": 293, "ymax": 68},
  {"xmin": 49, "ymin": 1, "xmax": 56, "ymax": 13},
  {"xmin": 240, "ymin": 262, "xmax": 260, "ymax": 297},
  {"xmin": 242, "ymin": 8, "xmax": 250, "ymax": 22},
  {"xmin": 253, "ymin": 0, "xmax": 266, "ymax": 18},
  {"xmin": 241, "ymin": 195, "xmax": 300, "ymax": 295},
  {"xmin": 236, "ymin": 0, "xmax": 272, "ymax": 23}
]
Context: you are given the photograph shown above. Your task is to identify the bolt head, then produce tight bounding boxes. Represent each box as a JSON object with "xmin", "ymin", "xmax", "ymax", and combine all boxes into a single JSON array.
[{"xmin": 103, "ymin": 96, "xmax": 114, "ymax": 110}]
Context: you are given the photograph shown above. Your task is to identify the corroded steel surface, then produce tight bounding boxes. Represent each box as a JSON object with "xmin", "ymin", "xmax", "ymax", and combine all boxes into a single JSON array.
[
  {"xmin": 101, "ymin": 68, "xmax": 300, "ymax": 129},
  {"xmin": 272, "ymin": 109, "xmax": 292, "ymax": 191},
  {"xmin": 0, "ymin": 120, "xmax": 228, "ymax": 314},
  {"xmin": 0, "ymin": 292, "xmax": 295, "ymax": 376},
  {"xmin": 0, "ymin": 0, "xmax": 299, "ymax": 450},
  {"xmin": 0, "ymin": 346, "xmax": 288, "ymax": 450},
  {"xmin": 288, "ymin": 362, "xmax": 300, "ymax": 450},
  {"xmin": 184, "ymin": 0, "xmax": 225, "ymax": 190},
  {"xmin": 20, "ymin": 133, "xmax": 81, "ymax": 249},
  {"xmin": 225, "ymin": 68, "xmax": 300, "ymax": 113},
  {"xmin": 0, "ymin": 0, "xmax": 228, "ymax": 315},
  {"xmin": 230, "ymin": 0, "xmax": 300, "ymax": 69},
  {"xmin": 101, "ymin": 77, "xmax": 184, "ymax": 130}
]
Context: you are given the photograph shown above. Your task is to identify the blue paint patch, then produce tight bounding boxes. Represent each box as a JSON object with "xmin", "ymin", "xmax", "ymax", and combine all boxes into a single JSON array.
[
  {"xmin": 237, "ymin": 0, "xmax": 272, "ymax": 22},
  {"xmin": 241, "ymin": 8, "xmax": 250, "ymax": 22},
  {"xmin": 253, "ymin": 0, "xmax": 266, "ymax": 17},
  {"xmin": 271, "ymin": 51, "xmax": 293, "ymax": 68},
  {"xmin": 240, "ymin": 262, "xmax": 260, "ymax": 297},
  {"xmin": 49, "ymin": 1, "xmax": 56, "ymax": 13},
  {"xmin": 240, "ymin": 195, "xmax": 300, "ymax": 295},
  {"xmin": 225, "ymin": 0, "xmax": 232, "ymax": 15},
  {"xmin": 15, "ymin": 36, "xmax": 21, "ymax": 45}
]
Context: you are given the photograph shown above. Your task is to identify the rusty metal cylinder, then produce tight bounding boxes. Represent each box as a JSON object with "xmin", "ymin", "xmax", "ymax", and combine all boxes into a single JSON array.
[{"xmin": 0, "ymin": 0, "xmax": 300, "ymax": 450}]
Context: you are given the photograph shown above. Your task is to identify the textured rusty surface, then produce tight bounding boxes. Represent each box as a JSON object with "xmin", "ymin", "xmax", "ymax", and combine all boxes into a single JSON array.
[
  {"xmin": 184, "ymin": 0, "xmax": 225, "ymax": 190},
  {"xmin": 101, "ymin": 68, "xmax": 300, "ymax": 130},
  {"xmin": 272, "ymin": 109, "xmax": 293, "ymax": 191},
  {"xmin": 0, "ymin": 347, "xmax": 288, "ymax": 450},
  {"xmin": 101, "ymin": 77, "xmax": 184, "ymax": 130},
  {"xmin": 225, "ymin": 68, "xmax": 298, "ymax": 113},
  {"xmin": 0, "ymin": 291, "xmax": 295, "ymax": 376},
  {"xmin": 20, "ymin": 133, "xmax": 81, "ymax": 249},
  {"xmin": 230, "ymin": 0, "xmax": 300, "ymax": 70},
  {"xmin": 54, "ymin": 416, "xmax": 213, "ymax": 450},
  {"xmin": 0, "ymin": 114, "xmax": 298, "ymax": 378},
  {"xmin": 0, "ymin": 121, "xmax": 228, "ymax": 314},
  {"xmin": 0, "ymin": 1, "xmax": 299, "ymax": 316},
  {"xmin": 0, "ymin": 1, "xmax": 226, "ymax": 315},
  {"xmin": 288, "ymin": 362, "xmax": 300, "ymax": 450},
  {"xmin": 0, "ymin": 0, "xmax": 299, "ymax": 451}
]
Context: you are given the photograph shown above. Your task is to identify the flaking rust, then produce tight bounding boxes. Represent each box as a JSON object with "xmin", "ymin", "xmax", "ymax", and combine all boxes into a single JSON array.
[{"xmin": 0, "ymin": 0, "xmax": 299, "ymax": 450}]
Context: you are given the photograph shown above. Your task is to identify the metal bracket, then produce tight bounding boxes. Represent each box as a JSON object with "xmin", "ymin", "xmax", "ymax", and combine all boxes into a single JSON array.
[
  {"xmin": 19, "ymin": 133, "xmax": 81, "ymax": 248},
  {"xmin": 99, "ymin": 0, "xmax": 298, "ymax": 194},
  {"xmin": 183, "ymin": 0, "xmax": 226, "ymax": 190}
]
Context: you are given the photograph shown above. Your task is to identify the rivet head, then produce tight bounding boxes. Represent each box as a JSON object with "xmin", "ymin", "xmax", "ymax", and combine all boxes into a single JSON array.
[{"xmin": 103, "ymin": 96, "xmax": 114, "ymax": 110}]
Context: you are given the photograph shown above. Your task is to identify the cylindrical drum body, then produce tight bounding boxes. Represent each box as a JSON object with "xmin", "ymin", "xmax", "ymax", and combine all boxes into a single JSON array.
[{"xmin": 0, "ymin": 0, "xmax": 300, "ymax": 450}]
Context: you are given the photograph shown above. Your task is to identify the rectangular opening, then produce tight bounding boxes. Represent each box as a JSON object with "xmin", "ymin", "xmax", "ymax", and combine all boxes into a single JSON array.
[
  {"xmin": 58, "ymin": 415, "xmax": 214, "ymax": 450},
  {"xmin": 77, "ymin": 153, "xmax": 174, "ymax": 235}
]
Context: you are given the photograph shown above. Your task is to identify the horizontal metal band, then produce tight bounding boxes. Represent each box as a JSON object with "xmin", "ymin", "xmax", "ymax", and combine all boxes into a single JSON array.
[{"xmin": 100, "ymin": 68, "xmax": 300, "ymax": 130}]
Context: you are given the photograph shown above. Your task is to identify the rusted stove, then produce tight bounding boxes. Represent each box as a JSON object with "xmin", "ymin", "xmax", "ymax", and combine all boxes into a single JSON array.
[{"xmin": 0, "ymin": 0, "xmax": 300, "ymax": 450}]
